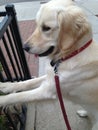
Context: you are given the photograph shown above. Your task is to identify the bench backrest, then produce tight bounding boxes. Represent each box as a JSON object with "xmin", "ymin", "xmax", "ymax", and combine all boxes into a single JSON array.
[{"xmin": 0, "ymin": 4, "xmax": 31, "ymax": 82}]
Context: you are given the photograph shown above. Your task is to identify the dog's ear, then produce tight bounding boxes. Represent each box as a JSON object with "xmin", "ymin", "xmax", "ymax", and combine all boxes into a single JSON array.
[
  {"xmin": 57, "ymin": 6, "xmax": 92, "ymax": 55},
  {"xmin": 57, "ymin": 9, "xmax": 76, "ymax": 55}
]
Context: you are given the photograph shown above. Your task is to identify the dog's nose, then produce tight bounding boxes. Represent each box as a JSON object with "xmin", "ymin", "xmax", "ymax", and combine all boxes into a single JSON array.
[{"xmin": 23, "ymin": 43, "xmax": 30, "ymax": 52}]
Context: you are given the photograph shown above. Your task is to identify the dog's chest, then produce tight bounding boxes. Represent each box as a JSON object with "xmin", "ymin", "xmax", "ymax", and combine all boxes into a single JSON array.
[
  {"xmin": 59, "ymin": 69, "xmax": 84, "ymax": 90},
  {"xmin": 57, "ymin": 65, "xmax": 98, "ymax": 101}
]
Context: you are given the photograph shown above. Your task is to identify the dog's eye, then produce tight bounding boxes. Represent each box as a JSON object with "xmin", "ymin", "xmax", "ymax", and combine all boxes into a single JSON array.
[{"xmin": 42, "ymin": 25, "xmax": 51, "ymax": 32}]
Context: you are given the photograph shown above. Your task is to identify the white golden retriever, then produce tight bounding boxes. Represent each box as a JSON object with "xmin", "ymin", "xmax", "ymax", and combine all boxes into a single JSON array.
[{"xmin": 0, "ymin": 0, "xmax": 98, "ymax": 129}]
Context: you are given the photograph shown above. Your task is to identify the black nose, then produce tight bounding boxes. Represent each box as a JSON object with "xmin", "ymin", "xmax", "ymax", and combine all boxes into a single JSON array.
[{"xmin": 23, "ymin": 44, "xmax": 30, "ymax": 52}]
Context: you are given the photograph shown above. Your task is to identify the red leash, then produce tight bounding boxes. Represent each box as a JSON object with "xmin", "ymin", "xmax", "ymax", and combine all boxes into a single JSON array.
[
  {"xmin": 53, "ymin": 39, "xmax": 92, "ymax": 130},
  {"xmin": 54, "ymin": 74, "xmax": 72, "ymax": 130}
]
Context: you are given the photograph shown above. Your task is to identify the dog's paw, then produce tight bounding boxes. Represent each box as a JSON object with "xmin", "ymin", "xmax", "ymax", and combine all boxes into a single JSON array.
[
  {"xmin": 77, "ymin": 110, "xmax": 88, "ymax": 118},
  {"xmin": 0, "ymin": 82, "xmax": 16, "ymax": 94},
  {"xmin": 0, "ymin": 87, "xmax": 13, "ymax": 94}
]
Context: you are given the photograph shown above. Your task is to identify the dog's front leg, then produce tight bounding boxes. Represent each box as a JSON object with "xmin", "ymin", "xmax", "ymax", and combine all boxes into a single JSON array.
[
  {"xmin": 0, "ymin": 80, "xmax": 56, "ymax": 106},
  {"xmin": 0, "ymin": 75, "xmax": 47, "ymax": 93}
]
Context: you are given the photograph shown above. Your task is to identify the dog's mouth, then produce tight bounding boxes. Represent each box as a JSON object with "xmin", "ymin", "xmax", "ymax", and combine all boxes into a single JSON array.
[
  {"xmin": 23, "ymin": 43, "xmax": 54, "ymax": 57},
  {"xmin": 38, "ymin": 46, "xmax": 54, "ymax": 57}
]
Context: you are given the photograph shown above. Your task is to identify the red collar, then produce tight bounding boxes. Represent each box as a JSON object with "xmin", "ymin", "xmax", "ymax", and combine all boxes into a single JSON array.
[
  {"xmin": 50, "ymin": 39, "xmax": 92, "ymax": 67},
  {"xmin": 61, "ymin": 39, "xmax": 92, "ymax": 61}
]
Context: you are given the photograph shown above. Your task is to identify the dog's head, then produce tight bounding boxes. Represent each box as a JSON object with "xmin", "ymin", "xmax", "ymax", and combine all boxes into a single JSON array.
[{"xmin": 24, "ymin": 1, "xmax": 92, "ymax": 61}]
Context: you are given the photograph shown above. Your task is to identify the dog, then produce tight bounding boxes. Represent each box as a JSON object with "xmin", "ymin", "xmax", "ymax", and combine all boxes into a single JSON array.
[{"xmin": 0, "ymin": 0, "xmax": 98, "ymax": 129}]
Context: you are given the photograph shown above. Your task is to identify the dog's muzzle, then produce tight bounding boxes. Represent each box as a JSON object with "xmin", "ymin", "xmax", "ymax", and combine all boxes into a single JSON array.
[{"xmin": 23, "ymin": 43, "xmax": 54, "ymax": 57}]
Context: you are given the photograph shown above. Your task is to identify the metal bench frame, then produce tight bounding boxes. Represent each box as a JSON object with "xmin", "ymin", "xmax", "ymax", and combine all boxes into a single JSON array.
[{"xmin": 0, "ymin": 4, "xmax": 31, "ymax": 130}]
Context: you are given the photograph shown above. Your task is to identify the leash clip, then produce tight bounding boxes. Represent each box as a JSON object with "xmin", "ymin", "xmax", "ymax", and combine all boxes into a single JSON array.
[{"xmin": 54, "ymin": 59, "xmax": 61, "ymax": 74}]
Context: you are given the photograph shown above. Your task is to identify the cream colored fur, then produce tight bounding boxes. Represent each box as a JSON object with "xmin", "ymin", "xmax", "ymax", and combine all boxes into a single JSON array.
[{"xmin": 0, "ymin": 0, "xmax": 98, "ymax": 129}]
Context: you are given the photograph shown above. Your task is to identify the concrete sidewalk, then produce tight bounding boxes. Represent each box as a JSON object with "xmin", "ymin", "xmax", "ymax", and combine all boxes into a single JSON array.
[{"xmin": 0, "ymin": 0, "xmax": 98, "ymax": 130}]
